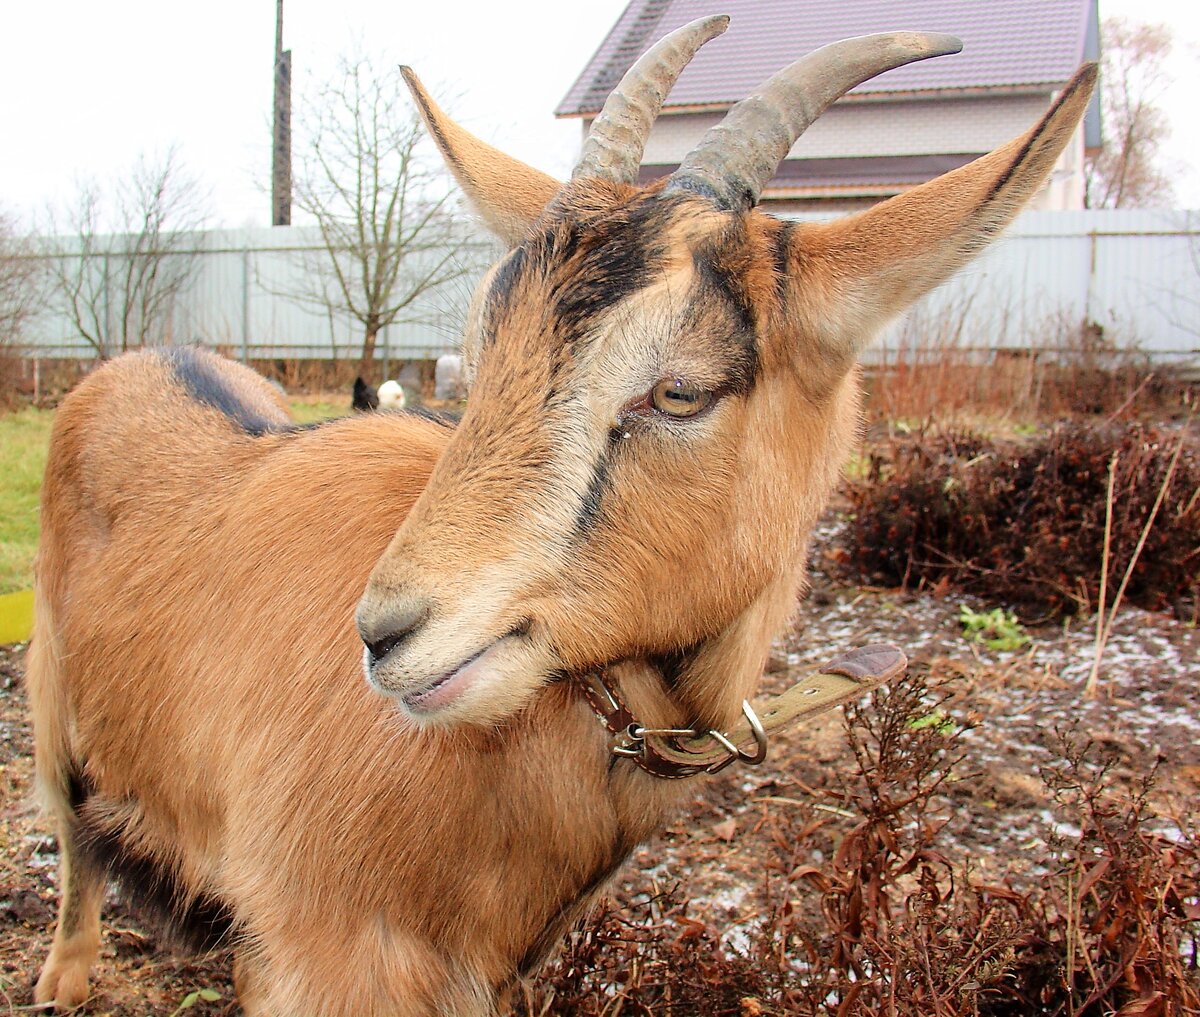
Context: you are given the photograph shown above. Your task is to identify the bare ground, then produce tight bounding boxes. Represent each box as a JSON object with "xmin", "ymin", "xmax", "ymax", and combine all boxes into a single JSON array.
[{"xmin": 1, "ymin": 514, "xmax": 1197, "ymax": 1015}]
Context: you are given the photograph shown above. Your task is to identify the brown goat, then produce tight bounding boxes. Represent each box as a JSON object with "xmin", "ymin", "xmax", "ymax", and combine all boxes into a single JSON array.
[{"xmin": 28, "ymin": 18, "xmax": 1096, "ymax": 1015}]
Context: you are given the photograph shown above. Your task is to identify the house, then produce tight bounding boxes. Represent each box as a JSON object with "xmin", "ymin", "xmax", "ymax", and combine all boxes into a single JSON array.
[{"xmin": 557, "ymin": 0, "xmax": 1101, "ymax": 213}]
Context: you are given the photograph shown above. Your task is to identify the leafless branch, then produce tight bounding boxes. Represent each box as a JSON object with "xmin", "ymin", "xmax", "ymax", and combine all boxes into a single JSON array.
[
  {"xmin": 1084, "ymin": 18, "xmax": 1175, "ymax": 209},
  {"xmin": 0, "ymin": 208, "xmax": 44, "ymax": 350},
  {"xmin": 42, "ymin": 148, "xmax": 209, "ymax": 358},
  {"xmin": 288, "ymin": 53, "xmax": 486, "ymax": 378}
]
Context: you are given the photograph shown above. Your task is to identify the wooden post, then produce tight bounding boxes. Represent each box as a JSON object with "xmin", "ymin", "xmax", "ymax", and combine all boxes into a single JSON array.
[{"xmin": 272, "ymin": 0, "xmax": 292, "ymax": 227}]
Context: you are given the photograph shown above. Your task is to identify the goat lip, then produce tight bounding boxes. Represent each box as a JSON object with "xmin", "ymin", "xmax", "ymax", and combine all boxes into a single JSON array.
[{"xmin": 402, "ymin": 639, "xmax": 504, "ymax": 713}]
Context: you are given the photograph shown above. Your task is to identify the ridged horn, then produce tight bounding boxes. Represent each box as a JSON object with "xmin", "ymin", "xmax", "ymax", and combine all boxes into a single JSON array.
[
  {"xmin": 572, "ymin": 15, "xmax": 730, "ymax": 184},
  {"xmin": 666, "ymin": 32, "xmax": 963, "ymax": 210}
]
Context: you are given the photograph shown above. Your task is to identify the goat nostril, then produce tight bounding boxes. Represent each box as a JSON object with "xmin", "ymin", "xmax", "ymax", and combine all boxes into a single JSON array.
[
  {"xmin": 366, "ymin": 629, "xmax": 412, "ymax": 664},
  {"xmin": 357, "ymin": 599, "xmax": 431, "ymax": 665}
]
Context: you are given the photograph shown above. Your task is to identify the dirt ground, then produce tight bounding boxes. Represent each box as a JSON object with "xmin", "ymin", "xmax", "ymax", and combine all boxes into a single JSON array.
[{"xmin": 1, "ymin": 513, "xmax": 1197, "ymax": 1015}]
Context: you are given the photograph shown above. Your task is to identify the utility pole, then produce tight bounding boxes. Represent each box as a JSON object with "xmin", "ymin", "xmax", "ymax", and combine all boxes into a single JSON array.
[{"xmin": 271, "ymin": 0, "xmax": 292, "ymax": 226}]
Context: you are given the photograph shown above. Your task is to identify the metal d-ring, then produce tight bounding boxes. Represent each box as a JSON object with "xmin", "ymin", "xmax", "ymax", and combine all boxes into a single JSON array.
[{"xmin": 703, "ymin": 699, "xmax": 768, "ymax": 772}]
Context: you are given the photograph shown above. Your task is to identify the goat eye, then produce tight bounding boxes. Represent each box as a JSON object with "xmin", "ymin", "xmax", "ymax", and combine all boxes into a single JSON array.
[{"xmin": 650, "ymin": 378, "xmax": 712, "ymax": 418}]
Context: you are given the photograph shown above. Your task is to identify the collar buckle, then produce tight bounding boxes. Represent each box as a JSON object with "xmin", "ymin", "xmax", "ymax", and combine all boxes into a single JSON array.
[
  {"xmin": 579, "ymin": 670, "xmax": 769, "ymax": 779},
  {"xmin": 577, "ymin": 644, "xmax": 909, "ymax": 782},
  {"xmin": 699, "ymin": 699, "xmax": 768, "ymax": 773}
]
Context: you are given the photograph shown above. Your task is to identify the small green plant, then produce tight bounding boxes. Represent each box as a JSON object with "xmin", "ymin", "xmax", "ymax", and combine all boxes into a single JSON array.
[
  {"xmin": 958, "ymin": 604, "xmax": 1031, "ymax": 651},
  {"xmin": 906, "ymin": 707, "xmax": 959, "ymax": 736},
  {"xmin": 170, "ymin": 988, "xmax": 222, "ymax": 1016}
]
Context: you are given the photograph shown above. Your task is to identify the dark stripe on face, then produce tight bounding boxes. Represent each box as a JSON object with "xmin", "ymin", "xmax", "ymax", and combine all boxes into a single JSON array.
[
  {"xmin": 162, "ymin": 347, "xmax": 283, "ymax": 437},
  {"xmin": 691, "ymin": 247, "xmax": 760, "ymax": 396},
  {"xmin": 483, "ymin": 245, "xmax": 529, "ymax": 345},
  {"xmin": 693, "ymin": 245, "xmax": 755, "ymax": 334},
  {"xmin": 484, "ymin": 195, "xmax": 676, "ymax": 351},
  {"xmin": 550, "ymin": 207, "xmax": 661, "ymax": 337},
  {"xmin": 773, "ymin": 219, "xmax": 795, "ymax": 303},
  {"xmin": 574, "ymin": 445, "xmax": 614, "ymax": 535}
]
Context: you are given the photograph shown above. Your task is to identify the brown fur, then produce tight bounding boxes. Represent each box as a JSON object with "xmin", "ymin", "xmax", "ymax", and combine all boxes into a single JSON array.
[{"xmin": 30, "ymin": 60, "xmax": 1095, "ymax": 1015}]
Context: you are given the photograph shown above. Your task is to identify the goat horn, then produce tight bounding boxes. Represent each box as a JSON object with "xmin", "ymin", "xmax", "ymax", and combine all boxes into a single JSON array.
[
  {"xmin": 573, "ymin": 15, "xmax": 730, "ymax": 184},
  {"xmin": 665, "ymin": 32, "xmax": 963, "ymax": 210}
]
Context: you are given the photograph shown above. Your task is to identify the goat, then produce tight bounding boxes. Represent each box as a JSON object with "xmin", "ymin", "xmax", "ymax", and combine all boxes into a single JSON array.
[{"xmin": 28, "ymin": 17, "xmax": 1096, "ymax": 1015}]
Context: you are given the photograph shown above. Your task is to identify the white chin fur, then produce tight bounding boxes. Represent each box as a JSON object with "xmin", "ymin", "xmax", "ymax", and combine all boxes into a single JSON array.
[{"xmin": 365, "ymin": 632, "xmax": 551, "ymax": 728}]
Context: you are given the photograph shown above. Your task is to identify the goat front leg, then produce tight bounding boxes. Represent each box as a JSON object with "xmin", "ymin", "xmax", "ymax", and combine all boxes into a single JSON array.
[
  {"xmin": 34, "ymin": 827, "xmax": 105, "ymax": 1010},
  {"xmin": 233, "ymin": 951, "xmax": 271, "ymax": 1016}
]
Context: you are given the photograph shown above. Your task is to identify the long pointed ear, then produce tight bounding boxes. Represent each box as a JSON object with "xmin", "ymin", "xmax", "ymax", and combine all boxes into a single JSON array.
[
  {"xmin": 401, "ymin": 67, "xmax": 560, "ymax": 246},
  {"xmin": 796, "ymin": 63, "xmax": 1098, "ymax": 361}
]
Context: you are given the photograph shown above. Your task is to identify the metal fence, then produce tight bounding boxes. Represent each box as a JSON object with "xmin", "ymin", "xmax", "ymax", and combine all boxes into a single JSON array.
[
  {"xmin": 21, "ymin": 224, "xmax": 499, "ymax": 362},
  {"xmin": 871, "ymin": 209, "xmax": 1200, "ymax": 371},
  {"xmin": 18, "ymin": 210, "xmax": 1200, "ymax": 370}
]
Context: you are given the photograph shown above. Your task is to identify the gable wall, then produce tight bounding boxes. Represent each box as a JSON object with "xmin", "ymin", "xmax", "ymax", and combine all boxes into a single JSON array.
[{"xmin": 582, "ymin": 91, "xmax": 1085, "ymax": 210}]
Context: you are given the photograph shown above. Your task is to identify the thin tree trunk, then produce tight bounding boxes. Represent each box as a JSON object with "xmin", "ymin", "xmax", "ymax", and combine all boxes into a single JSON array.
[{"xmin": 358, "ymin": 324, "xmax": 378, "ymax": 381}]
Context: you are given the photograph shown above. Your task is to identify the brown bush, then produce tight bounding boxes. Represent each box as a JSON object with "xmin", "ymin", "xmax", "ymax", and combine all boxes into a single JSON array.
[
  {"xmin": 842, "ymin": 423, "xmax": 1200, "ymax": 620},
  {"xmin": 1000, "ymin": 738, "xmax": 1200, "ymax": 1016},
  {"xmin": 521, "ymin": 672, "xmax": 1200, "ymax": 1016}
]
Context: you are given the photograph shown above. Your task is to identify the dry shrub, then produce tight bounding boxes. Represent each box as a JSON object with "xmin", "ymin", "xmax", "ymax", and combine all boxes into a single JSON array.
[
  {"xmin": 523, "ymin": 887, "xmax": 801, "ymax": 1017},
  {"xmin": 0, "ymin": 346, "xmax": 25, "ymax": 410},
  {"xmin": 1000, "ymin": 738, "xmax": 1200, "ymax": 1016},
  {"xmin": 843, "ymin": 423, "xmax": 1200, "ymax": 619},
  {"xmin": 522, "ymin": 672, "xmax": 1200, "ymax": 1016},
  {"xmin": 0, "ymin": 208, "xmax": 41, "ymax": 409},
  {"xmin": 0, "ymin": 356, "xmax": 94, "ymax": 408},
  {"xmin": 863, "ymin": 312, "xmax": 1188, "ymax": 425},
  {"xmin": 244, "ymin": 358, "xmax": 363, "ymax": 393}
]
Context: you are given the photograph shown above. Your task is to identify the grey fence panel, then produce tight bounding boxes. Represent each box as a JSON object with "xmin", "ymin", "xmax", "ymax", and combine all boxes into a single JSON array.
[
  {"xmin": 22, "ymin": 224, "xmax": 498, "ymax": 362},
  {"xmin": 19, "ymin": 212, "xmax": 1200, "ymax": 369},
  {"xmin": 866, "ymin": 210, "xmax": 1200, "ymax": 369}
]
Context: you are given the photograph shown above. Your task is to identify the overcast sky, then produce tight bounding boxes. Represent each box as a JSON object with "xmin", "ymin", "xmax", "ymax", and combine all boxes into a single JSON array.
[{"xmin": 2, "ymin": 0, "xmax": 1197, "ymax": 230}]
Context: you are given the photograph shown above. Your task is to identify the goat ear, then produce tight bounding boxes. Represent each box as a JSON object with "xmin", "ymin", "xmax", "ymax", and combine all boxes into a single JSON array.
[
  {"xmin": 401, "ymin": 68, "xmax": 561, "ymax": 246},
  {"xmin": 794, "ymin": 63, "xmax": 1097, "ymax": 362}
]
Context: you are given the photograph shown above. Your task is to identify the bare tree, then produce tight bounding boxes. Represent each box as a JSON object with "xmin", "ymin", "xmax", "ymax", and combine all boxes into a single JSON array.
[
  {"xmin": 1085, "ymin": 18, "xmax": 1175, "ymax": 209},
  {"xmin": 0, "ymin": 208, "xmax": 41, "ymax": 349},
  {"xmin": 291, "ymin": 54, "xmax": 482, "ymax": 378},
  {"xmin": 44, "ymin": 148, "xmax": 209, "ymax": 358}
]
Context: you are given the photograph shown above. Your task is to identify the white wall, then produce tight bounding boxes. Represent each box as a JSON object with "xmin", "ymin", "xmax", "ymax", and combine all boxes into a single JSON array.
[
  {"xmin": 22, "ymin": 225, "xmax": 499, "ymax": 361},
  {"xmin": 591, "ymin": 90, "xmax": 1086, "ymax": 210},
  {"xmin": 634, "ymin": 93, "xmax": 1051, "ymax": 163}
]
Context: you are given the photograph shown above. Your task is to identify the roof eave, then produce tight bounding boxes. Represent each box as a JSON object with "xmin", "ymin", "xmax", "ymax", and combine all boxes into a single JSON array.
[
  {"xmin": 761, "ymin": 184, "xmax": 908, "ymax": 199},
  {"xmin": 555, "ymin": 81, "xmax": 1066, "ymax": 119}
]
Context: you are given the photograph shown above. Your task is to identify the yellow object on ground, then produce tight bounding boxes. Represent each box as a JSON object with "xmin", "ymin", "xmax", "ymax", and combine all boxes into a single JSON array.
[{"xmin": 0, "ymin": 589, "xmax": 34, "ymax": 644}]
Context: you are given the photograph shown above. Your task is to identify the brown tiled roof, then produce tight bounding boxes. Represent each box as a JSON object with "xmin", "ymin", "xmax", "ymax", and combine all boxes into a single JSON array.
[{"xmin": 557, "ymin": 0, "xmax": 1096, "ymax": 116}]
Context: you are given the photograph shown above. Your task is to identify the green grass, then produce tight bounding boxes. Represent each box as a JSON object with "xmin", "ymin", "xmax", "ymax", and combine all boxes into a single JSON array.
[
  {"xmin": 0, "ymin": 407, "xmax": 53, "ymax": 595},
  {"xmin": 288, "ymin": 397, "xmax": 346, "ymax": 425},
  {"xmin": 0, "ymin": 397, "xmax": 347, "ymax": 595}
]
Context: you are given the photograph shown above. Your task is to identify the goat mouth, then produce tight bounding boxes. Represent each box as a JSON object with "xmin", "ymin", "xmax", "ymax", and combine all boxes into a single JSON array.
[{"xmin": 402, "ymin": 620, "xmax": 532, "ymax": 713}]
